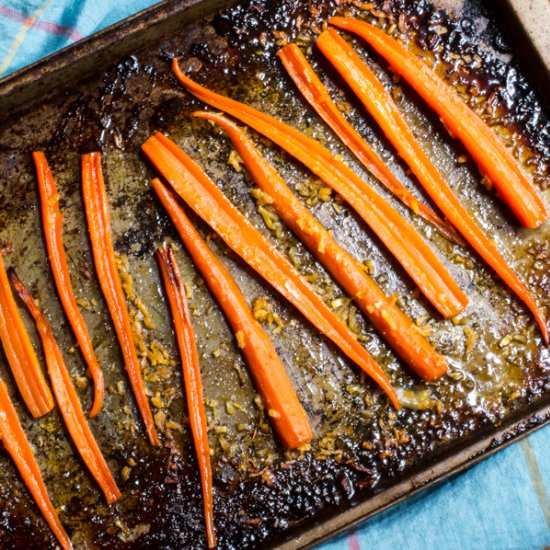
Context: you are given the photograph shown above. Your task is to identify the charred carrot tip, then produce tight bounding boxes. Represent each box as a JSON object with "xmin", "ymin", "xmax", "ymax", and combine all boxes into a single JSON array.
[
  {"xmin": 9, "ymin": 269, "xmax": 121, "ymax": 505},
  {"xmin": 33, "ymin": 151, "xmax": 105, "ymax": 418}
]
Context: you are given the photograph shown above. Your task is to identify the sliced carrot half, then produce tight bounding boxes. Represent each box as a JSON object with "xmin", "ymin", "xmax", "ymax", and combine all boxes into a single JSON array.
[
  {"xmin": 329, "ymin": 17, "xmax": 548, "ymax": 229},
  {"xmin": 0, "ymin": 377, "xmax": 72, "ymax": 549},
  {"xmin": 156, "ymin": 245, "xmax": 216, "ymax": 548},
  {"xmin": 33, "ymin": 151, "xmax": 105, "ymax": 417},
  {"xmin": 153, "ymin": 178, "xmax": 313, "ymax": 445},
  {"xmin": 195, "ymin": 111, "xmax": 447, "ymax": 381},
  {"xmin": 81, "ymin": 152, "xmax": 160, "ymax": 445}
]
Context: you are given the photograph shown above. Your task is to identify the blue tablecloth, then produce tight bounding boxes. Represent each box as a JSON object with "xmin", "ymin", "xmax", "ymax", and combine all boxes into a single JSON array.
[{"xmin": 1, "ymin": 2, "xmax": 548, "ymax": 549}]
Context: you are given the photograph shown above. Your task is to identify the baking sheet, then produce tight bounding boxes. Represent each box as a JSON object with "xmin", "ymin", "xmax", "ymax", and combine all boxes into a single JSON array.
[{"xmin": 0, "ymin": 0, "xmax": 548, "ymax": 548}]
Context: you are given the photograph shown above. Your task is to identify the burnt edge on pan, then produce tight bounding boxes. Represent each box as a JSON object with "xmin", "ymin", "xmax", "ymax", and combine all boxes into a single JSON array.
[{"xmin": 0, "ymin": 1, "xmax": 548, "ymax": 549}]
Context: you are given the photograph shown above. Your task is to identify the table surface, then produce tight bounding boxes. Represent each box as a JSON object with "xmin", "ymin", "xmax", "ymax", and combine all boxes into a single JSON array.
[{"xmin": 0, "ymin": 1, "xmax": 548, "ymax": 549}]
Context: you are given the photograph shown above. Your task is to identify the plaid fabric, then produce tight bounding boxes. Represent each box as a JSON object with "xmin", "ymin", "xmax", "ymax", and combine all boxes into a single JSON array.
[{"xmin": 0, "ymin": 2, "xmax": 549, "ymax": 549}]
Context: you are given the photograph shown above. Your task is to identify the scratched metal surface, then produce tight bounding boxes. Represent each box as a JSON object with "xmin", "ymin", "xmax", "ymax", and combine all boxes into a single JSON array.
[{"xmin": 0, "ymin": 0, "xmax": 548, "ymax": 548}]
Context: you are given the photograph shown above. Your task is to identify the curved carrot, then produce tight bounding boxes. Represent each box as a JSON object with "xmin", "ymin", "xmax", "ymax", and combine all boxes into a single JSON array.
[
  {"xmin": 329, "ymin": 17, "xmax": 548, "ymax": 229},
  {"xmin": 156, "ymin": 245, "xmax": 216, "ymax": 549},
  {"xmin": 317, "ymin": 28, "xmax": 548, "ymax": 344},
  {"xmin": 171, "ymin": 59, "xmax": 467, "ymax": 319},
  {"xmin": 152, "ymin": 178, "xmax": 313, "ymax": 445},
  {"xmin": 0, "ymin": 378, "xmax": 72, "ymax": 549},
  {"xmin": 33, "ymin": 152, "xmax": 104, "ymax": 418},
  {"xmin": 81, "ymin": 153, "xmax": 160, "ymax": 446},
  {"xmin": 142, "ymin": 133, "xmax": 400, "ymax": 408},
  {"xmin": 196, "ymin": 111, "xmax": 447, "ymax": 381},
  {"xmin": 9, "ymin": 269, "xmax": 121, "ymax": 505},
  {"xmin": 0, "ymin": 248, "xmax": 53, "ymax": 417},
  {"xmin": 277, "ymin": 43, "xmax": 464, "ymax": 247}
]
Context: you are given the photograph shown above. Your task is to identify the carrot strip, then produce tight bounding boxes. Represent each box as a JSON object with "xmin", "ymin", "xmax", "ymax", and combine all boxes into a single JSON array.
[
  {"xmin": 329, "ymin": 17, "xmax": 548, "ymax": 229},
  {"xmin": 316, "ymin": 28, "xmax": 548, "ymax": 344},
  {"xmin": 0, "ymin": 248, "xmax": 53, "ymax": 417},
  {"xmin": 277, "ymin": 43, "xmax": 464, "ymax": 247},
  {"xmin": 152, "ymin": 178, "xmax": 313, "ymax": 445},
  {"xmin": 142, "ymin": 133, "xmax": 399, "ymax": 408},
  {"xmin": 196, "ymin": 111, "xmax": 447, "ymax": 380},
  {"xmin": 0, "ymin": 378, "xmax": 72, "ymax": 549},
  {"xmin": 33, "ymin": 152, "xmax": 105, "ymax": 418},
  {"xmin": 156, "ymin": 246, "xmax": 216, "ymax": 548},
  {"xmin": 81, "ymin": 153, "xmax": 160, "ymax": 446},
  {"xmin": 9, "ymin": 269, "xmax": 121, "ymax": 505},
  {"xmin": 171, "ymin": 59, "xmax": 467, "ymax": 319}
]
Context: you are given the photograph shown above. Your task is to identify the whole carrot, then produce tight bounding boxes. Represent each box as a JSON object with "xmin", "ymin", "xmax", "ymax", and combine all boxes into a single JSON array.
[
  {"xmin": 277, "ymin": 43, "xmax": 464, "ymax": 246},
  {"xmin": 81, "ymin": 153, "xmax": 160, "ymax": 446},
  {"xmin": 9, "ymin": 269, "xmax": 121, "ymax": 505},
  {"xmin": 329, "ymin": 17, "xmax": 548, "ymax": 229},
  {"xmin": 142, "ymin": 133, "xmax": 400, "ymax": 408},
  {"xmin": 0, "ymin": 377, "xmax": 72, "ymax": 549},
  {"xmin": 0, "ymin": 246, "xmax": 53, "ymax": 417},
  {"xmin": 156, "ymin": 245, "xmax": 216, "ymax": 548},
  {"xmin": 33, "ymin": 152, "xmax": 105, "ymax": 418},
  {"xmin": 171, "ymin": 59, "xmax": 467, "ymax": 319},
  {"xmin": 195, "ymin": 111, "xmax": 447, "ymax": 381},
  {"xmin": 316, "ymin": 28, "xmax": 548, "ymax": 344},
  {"xmin": 152, "ymin": 178, "xmax": 313, "ymax": 446}
]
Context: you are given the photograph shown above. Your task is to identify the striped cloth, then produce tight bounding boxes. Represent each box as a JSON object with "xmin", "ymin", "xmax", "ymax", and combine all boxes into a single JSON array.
[{"xmin": 1, "ymin": 2, "xmax": 549, "ymax": 549}]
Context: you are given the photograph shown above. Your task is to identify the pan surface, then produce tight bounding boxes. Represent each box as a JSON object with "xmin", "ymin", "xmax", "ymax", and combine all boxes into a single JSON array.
[{"xmin": 0, "ymin": 0, "xmax": 548, "ymax": 548}]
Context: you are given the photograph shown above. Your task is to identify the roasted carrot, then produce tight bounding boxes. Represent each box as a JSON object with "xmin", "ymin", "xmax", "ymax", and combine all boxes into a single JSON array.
[
  {"xmin": 9, "ymin": 269, "xmax": 121, "ymax": 505},
  {"xmin": 0, "ymin": 377, "xmax": 72, "ymax": 549},
  {"xmin": 196, "ymin": 111, "xmax": 447, "ymax": 380},
  {"xmin": 277, "ymin": 43, "xmax": 464, "ymax": 247},
  {"xmin": 156, "ymin": 245, "xmax": 216, "ymax": 548},
  {"xmin": 142, "ymin": 133, "xmax": 399, "ymax": 408},
  {"xmin": 171, "ymin": 59, "xmax": 467, "ymax": 319},
  {"xmin": 81, "ymin": 153, "xmax": 160, "ymax": 446},
  {"xmin": 0, "ymin": 247, "xmax": 53, "ymax": 418},
  {"xmin": 33, "ymin": 152, "xmax": 105, "ymax": 418},
  {"xmin": 153, "ymin": 178, "xmax": 313, "ymax": 445},
  {"xmin": 329, "ymin": 17, "xmax": 548, "ymax": 229},
  {"xmin": 316, "ymin": 28, "xmax": 549, "ymax": 344}
]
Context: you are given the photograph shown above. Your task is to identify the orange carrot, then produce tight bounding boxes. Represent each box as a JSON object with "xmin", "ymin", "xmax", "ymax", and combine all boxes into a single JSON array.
[
  {"xmin": 316, "ymin": 28, "xmax": 548, "ymax": 344},
  {"xmin": 0, "ymin": 377, "xmax": 72, "ymax": 549},
  {"xmin": 0, "ymin": 247, "xmax": 53, "ymax": 418},
  {"xmin": 152, "ymin": 178, "xmax": 313, "ymax": 445},
  {"xmin": 171, "ymin": 59, "xmax": 467, "ymax": 319},
  {"xmin": 81, "ymin": 153, "xmax": 160, "ymax": 445},
  {"xmin": 9, "ymin": 269, "xmax": 121, "ymax": 505},
  {"xmin": 277, "ymin": 43, "xmax": 464, "ymax": 247},
  {"xmin": 142, "ymin": 133, "xmax": 399, "ymax": 408},
  {"xmin": 196, "ymin": 111, "xmax": 447, "ymax": 380},
  {"xmin": 156, "ymin": 245, "xmax": 216, "ymax": 548},
  {"xmin": 33, "ymin": 152, "xmax": 104, "ymax": 418},
  {"xmin": 329, "ymin": 17, "xmax": 548, "ymax": 229}
]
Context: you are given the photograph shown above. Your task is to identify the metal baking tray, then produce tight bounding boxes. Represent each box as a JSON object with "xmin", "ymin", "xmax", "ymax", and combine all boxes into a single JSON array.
[{"xmin": 0, "ymin": 0, "xmax": 548, "ymax": 548}]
